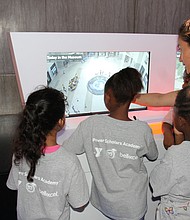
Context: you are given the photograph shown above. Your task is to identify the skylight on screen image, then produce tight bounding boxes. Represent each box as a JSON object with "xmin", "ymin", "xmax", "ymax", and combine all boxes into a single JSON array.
[{"xmin": 46, "ymin": 51, "xmax": 150, "ymax": 117}]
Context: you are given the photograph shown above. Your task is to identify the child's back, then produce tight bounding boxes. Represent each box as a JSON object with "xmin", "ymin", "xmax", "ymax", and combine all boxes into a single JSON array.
[
  {"xmin": 64, "ymin": 68, "xmax": 158, "ymax": 220},
  {"xmin": 150, "ymin": 86, "xmax": 190, "ymax": 220},
  {"xmin": 7, "ymin": 147, "xmax": 88, "ymax": 220},
  {"xmin": 6, "ymin": 87, "xmax": 89, "ymax": 220},
  {"xmin": 66, "ymin": 114, "xmax": 157, "ymax": 219}
]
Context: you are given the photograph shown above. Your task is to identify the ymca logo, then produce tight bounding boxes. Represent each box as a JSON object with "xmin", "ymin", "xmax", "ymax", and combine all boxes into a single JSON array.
[
  {"xmin": 94, "ymin": 148, "xmax": 102, "ymax": 157},
  {"xmin": 94, "ymin": 147, "xmax": 117, "ymax": 159}
]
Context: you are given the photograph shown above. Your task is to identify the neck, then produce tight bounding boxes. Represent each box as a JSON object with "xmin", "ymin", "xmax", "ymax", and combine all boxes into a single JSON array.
[
  {"xmin": 182, "ymin": 126, "xmax": 190, "ymax": 141},
  {"xmin": 46, "ymin": 132, "xmax": 57, "ymax": 147},
  {"xmin": 109, "ymin": 105, "xmax": 131, "ymax": 121},
  {"xmin": 184, "ymin": 133, "xmax": 190, "ymax": 141},
  {"xmin": 109, "ymin": 114, "xmax": 131, "ymax": 121}
]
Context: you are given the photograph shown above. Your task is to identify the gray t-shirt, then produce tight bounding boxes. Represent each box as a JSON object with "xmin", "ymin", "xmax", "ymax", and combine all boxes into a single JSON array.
[
  {"xmin": 7, "ymin": 147, "xmax": 89, "ymax": 220},
  {"xmin": 150, "ymin": 141, "xmax": 190, "ymax": 200},
  {"xmin": 64, "ymin": 115, "xmax": 158, "ymax": 220}
]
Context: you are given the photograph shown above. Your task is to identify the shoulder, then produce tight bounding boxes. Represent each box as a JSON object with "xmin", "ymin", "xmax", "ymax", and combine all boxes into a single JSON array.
[
  {"xmin": 136, "ymin": 120, "xmax": 151, "ymax": 130},
  {"xmin": 58, "ymin": 147, "xmax": 81, "ymax": 166},
  {"xmin": 167, "ymin": 142, "xmax": 189, "ymax": 156},
  {"xmin": 81, "ymin": 114, "xmax": 107, "ymax": 125},
  {"xmin": 136, "ymin": 119, "xmax": 148, "ymax": 125},
  {"xmin": 161, "ymin": 142, "xmax": 189, "ymax": 165},
  {"xmin": 161, "ymin": 143, "xmax": 189, "ymax": 172}
]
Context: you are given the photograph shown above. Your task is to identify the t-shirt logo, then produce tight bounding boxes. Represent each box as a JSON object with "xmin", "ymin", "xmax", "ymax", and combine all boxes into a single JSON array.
[
  {"xmin": 106, "ymin": 149, "xmax": 117, "ymax": 159},
  {"xmin": 94, "ymin": 148, "xmax": 103, "ymax": 157},
  {"xmin": 26, "ymin": 182, "xmax": 36, "ymax": 193},
  {"xmin": 94, "ymin": 148, "xmax": 117, "ymax": 159}
]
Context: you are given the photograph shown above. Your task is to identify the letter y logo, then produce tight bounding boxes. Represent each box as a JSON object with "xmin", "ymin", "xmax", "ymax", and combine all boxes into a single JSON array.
[{"xmin": 94, "ymin": 148, "xmax": 102, "ymax": 157}]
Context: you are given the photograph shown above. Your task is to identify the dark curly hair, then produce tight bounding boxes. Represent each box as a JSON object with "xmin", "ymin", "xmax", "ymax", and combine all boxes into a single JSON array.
[
  {"xmin": 13, "ymin": 87, "xmax": 66, "ymax": 182},
  {"xmin": 104, "ymin": 67, "xmax": 143, "ymax": 103},
  {"xmin": 174, "ymin": 85, "xmax": 190, "ymax": 123}
]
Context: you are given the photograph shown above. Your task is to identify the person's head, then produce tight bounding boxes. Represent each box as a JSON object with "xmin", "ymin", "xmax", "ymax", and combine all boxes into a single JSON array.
[
  {"xmin": 25, "ymin": 86, "xmax": 66, "ymax": 133},
  {"xmin": 14, "ymin": 86, "xmax": 66, "ymax": 182},
  {"xmin": 173, "ymin": 86, "xmax": 190, "ymax": 135},
  {"xmin": 178, "ymin": 18, "xmax": 190, "ymax": 74},
  {"xmin": 104, "ymin": 67, "xmax": 143, "ymax": 112}
]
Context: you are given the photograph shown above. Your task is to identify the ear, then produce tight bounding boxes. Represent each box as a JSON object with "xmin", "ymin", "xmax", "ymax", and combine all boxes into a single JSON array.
[
  {"xmin": 104, "ymin": 89, "xmax": 111, "ymax": 102},
  {"xmin": 58, "ymin": 117, "xmax": 65, "ymax": 128},
  {"xmin": 178, "ymin": 116, "xmax": 186, "ymax": 127},
  {"xmin": 132, "ymin": 94, "xmax": 138, "ymax": 102},
  {"xmin": 106, "ymin": 88, "xmax": 113, "ymax": 98}
]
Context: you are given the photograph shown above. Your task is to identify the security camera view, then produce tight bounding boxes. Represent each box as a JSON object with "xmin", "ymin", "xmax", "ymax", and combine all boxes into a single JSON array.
[{"xmin": 47, "ymin": 51, "xmax": 150, "ymax": 117}]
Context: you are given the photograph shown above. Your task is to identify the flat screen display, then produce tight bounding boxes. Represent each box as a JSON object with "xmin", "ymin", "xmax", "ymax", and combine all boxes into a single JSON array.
[{"xmin": 47, "ymin": 51, "xmax": 150, "ymax": 117}]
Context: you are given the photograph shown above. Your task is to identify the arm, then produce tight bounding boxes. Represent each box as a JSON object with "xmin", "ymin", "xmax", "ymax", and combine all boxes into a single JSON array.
[
  {"xmin": 162, "ymin": 122, "xmax": 174, "ymax": 150},
  {"xmin": 173, "ymin": 127, "xmax": 184, "ymax": 145},
  {"xmin": 162, "ymin": 109, "xmax": 184, "ymax": 149},
  {"xmin": 162, "ymin": 124, "xmax": 184, "ymax": 149},
  {"xmin": 63, "ymin": 123, "xmax": 85, "ymax": 155},
  {"xmin": 133, "ymin": 90, "xmax": 178, "ymax": 107},
  {"xmin": 162, "ymin": 108, "xmax": 174, "ymax": 149},
  {"xmin": 71, "ymin": 202, "xmax": 89, "ymax": 212},
  {"xmin": 6, "ymin": 156, "xmax": 19, "ymax": 190},
  {"xmin": 143, "ymin": 126, "xmax": 158, "ymax": 161},
  {"xmin": 150, "ymin": 151, "xmax": 175, "ymax": 198},
  {"xmin": 68, "ymin": 156, "xmax": 89, "ymax": 210}
]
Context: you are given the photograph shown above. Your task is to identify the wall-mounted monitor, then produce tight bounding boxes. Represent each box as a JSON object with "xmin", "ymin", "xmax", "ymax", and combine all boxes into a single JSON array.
[
  {"xmin": 47, "ymin": 51, "xmax": 150, "ymax": 116},
  {"xmin": 9, "ymin": 32, "xmax": 178, "ymax": 120}
]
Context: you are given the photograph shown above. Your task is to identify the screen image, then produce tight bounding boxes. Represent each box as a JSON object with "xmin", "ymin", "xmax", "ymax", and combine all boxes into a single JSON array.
[
  {"xmin": 174, "ymin": 51, "xmax": 185, "ymax": 90},
  {"xmin": 47, "ymin": 51, "xmax": 150, "ymax": 117}
]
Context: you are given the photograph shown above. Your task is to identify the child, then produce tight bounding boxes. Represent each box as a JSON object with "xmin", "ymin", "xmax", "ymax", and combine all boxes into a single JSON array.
[
  {"xmin": 6, "ymin": 87, "xmax": 89, "ymax": 220},
  {"xmin": 64, "ymin": 67, "xmax": 158, "ymax": 220},
  {"xmin": 150, "ymin": 85, "xmax": 190, "ymax": 220},
  {"xmin": 162, "ymin": 70, "xmax": 190, "ymax": 149}
]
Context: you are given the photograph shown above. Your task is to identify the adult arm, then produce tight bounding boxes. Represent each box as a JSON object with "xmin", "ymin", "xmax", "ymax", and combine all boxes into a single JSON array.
[{"xmin": 133, "ymin": 90, "xmax": 179, "ymax": 107}]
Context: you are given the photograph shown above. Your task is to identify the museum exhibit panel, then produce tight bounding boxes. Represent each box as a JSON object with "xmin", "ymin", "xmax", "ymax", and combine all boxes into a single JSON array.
[{"xmin": 9, "ymin": 32, "xmax": 179, "ymax": 220}]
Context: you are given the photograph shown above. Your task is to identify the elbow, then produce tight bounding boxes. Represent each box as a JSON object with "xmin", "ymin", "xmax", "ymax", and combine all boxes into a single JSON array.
[{"xmin": 72, "ymin": 202, "xmax": 89, "ymax": 212}]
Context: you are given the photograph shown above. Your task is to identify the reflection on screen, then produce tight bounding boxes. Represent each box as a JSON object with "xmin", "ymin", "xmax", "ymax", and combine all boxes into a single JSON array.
[{"xmin": 47, "ymin": 51, "xmax": 150, "ymax": 117}]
